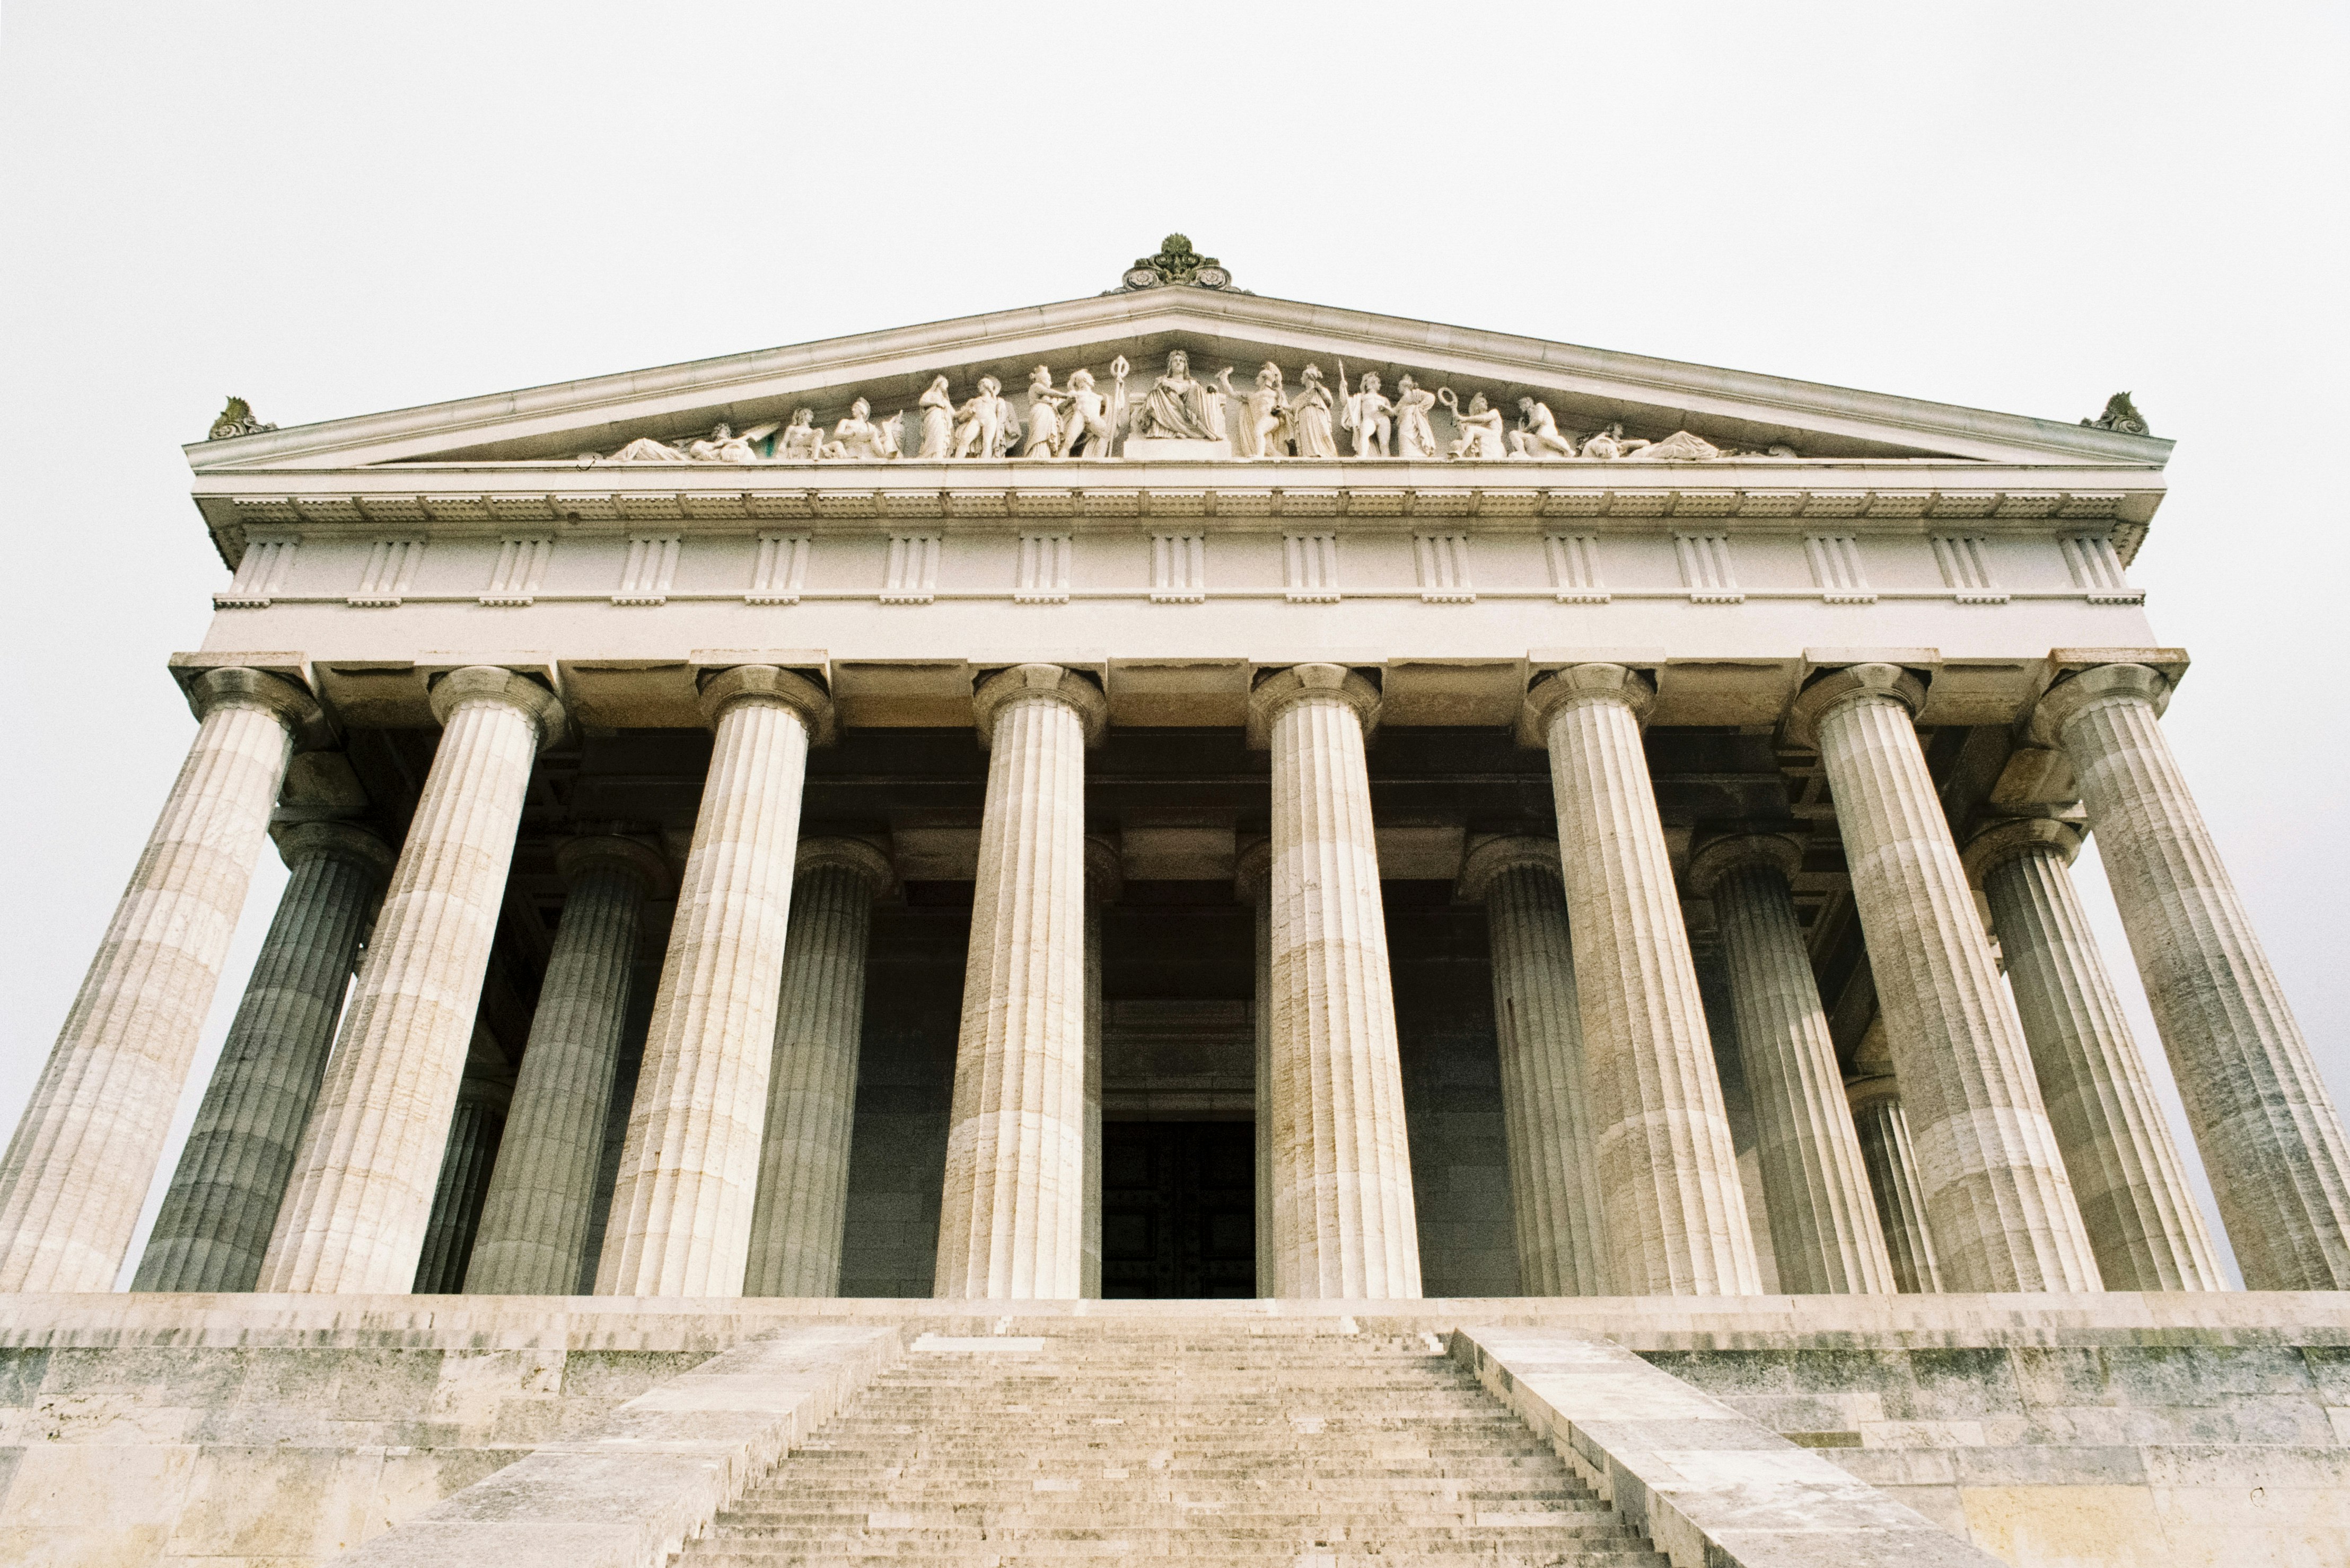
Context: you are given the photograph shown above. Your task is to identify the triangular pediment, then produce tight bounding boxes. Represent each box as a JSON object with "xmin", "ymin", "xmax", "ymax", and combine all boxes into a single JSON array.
[{"xmin": 186, "ymin": 285, "xmax": 2169, "ymax": 474}]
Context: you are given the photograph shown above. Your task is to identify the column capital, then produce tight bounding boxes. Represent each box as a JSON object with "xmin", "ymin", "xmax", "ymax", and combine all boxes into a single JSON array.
[
  {"xmin": 428, "ymin": 665, "xmax": 568, "ymax": 753},
  {"xmin": 271, "ymin": 820, "xmax": 395, "ymax": 881},
  {"xmin": 1961, "ymin": 816, "xmax": 2082, "ymax": 885},
  {"xmin": 696, "ymin": 663, "xmax": 834, "ymax": 739},
  {"xmin": 1523, "ymin": 663, "xmax": 1654, "ymax": 736},
  {"xmin": 1785, "ymin": 662, "xmax": 1925, "ymax": 748},
  {"xmin": 1456, "ymin": 834, "xmax": 1562, "ymax": 903},
  {"xmin": 187, "ymin": 666, "xmax": 331, "ymax": 748},
  {"xmin": 555, "ymin": 834, "xmax": 674, "ymax": 899},
  {"xmin": 795, "ymin": 835, "xmax": 893, "ymax": 898},
  {"xmin": 1084, "ymin": 833, "xmax": 1123, "ymax": 908},
  {"xmin": 2028, "ymin": 662, "xmax": 2170, "ymax": 746},
  {"xmin": 1247, "ymin": 663, "xmax": 1380, "ymax": 745},
  {"xmin": 1845, "ymin": 1073, "xmax": 1904, "ymax": 1113},
  {"xmin": 973, "ymin": 663, "xmax": 1108, "ymax": 745},
  {"xmin": 1687, "ymin": 831, "xmax": 1805, "ymax": 899},
  {"xmin": 1234, "ymin": 838, "xmax": 1272, "ymax": 905}
]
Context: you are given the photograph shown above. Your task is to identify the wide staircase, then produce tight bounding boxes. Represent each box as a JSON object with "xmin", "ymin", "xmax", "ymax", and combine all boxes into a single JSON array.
[{"xmin": 679, "ymin": 1318, "xmax": 1670, "ymax": 1566}]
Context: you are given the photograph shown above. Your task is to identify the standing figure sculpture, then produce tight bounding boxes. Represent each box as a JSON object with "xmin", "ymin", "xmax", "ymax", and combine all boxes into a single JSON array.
[
  {"xmin": 953, "ymin": 376, "xmax": 1019, "ymax": 459},
  {"xmin": 1439, "ymin": 390, "xmax": 1508, "ymax": 459},
  {"xmin": 1023, "ymin": 366, "xmax": 1069, "ymax": 458},
  {"xmin": 1393, "ymin": 374, "xmax": 1438, "ymax": 459},
  {"xmin": 1339, "ymin": 364, "xmax": 1395, "ymax": 457},
  {"xmin": 1235, "ymin": 361, "xmax": 1288, "ymax": 458},
  {"xmin": 1509, "ymin": 398, "xmax": 1575, "ymax": 458},
  {"xmin": 1058, "ymin": 360, "xmax": 1125, "ymax": 459},
  {"xmin": 915, "ymin": 376, "xmax": 954, "ymax": 459},
  {"xmin": 1130, "ymin": 350, "xmax": 1224, "ymax": 442},
  {"xmin": 777, "ymin": 408, "xmax": 825, "ymax": 462},
  {"xmin": 1288, "ymin": 365, "xmax": 1339, "ymax": 459}
]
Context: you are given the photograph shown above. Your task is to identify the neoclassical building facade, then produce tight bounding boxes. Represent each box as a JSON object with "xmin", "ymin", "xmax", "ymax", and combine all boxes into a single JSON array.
[{"xmin": 3, "ymin": 246, "xmax": 2343, "ymax": 1320}]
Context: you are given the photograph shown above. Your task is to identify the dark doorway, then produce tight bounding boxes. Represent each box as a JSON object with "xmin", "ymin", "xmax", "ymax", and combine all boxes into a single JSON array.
[{"xmin": 1101, "ymin": 1121, "xmax": 1256, "ymax": 1298}]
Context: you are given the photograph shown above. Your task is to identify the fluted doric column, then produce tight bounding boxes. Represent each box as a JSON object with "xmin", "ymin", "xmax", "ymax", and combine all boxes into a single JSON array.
[
  {"xmin": 744, "ymin": 837, "xmax": 892, "ymax": 1298},
  {"xmin": 134, "ymin": 820, "xmax": 393, "ymax": 1292},
  {"xmin": 1461, "ymin": 836, "xmax": 1607, "ymax": 1297},
  {"xmin": 1846, "ymin": 1075, "xmax": 1943, "ymax": 1292},
  {"xmin": 1528, "ymin": 665, "xmax": 1759, "ymax": 1296},
  {"xmin": 1789, "ymin": 664, "xmax": 2099, "ymax": 1292},
  {"xmin": 260, "ymin": 666, "xmax": 564, "ymax": 1293},
  {"xmin": 1080, "ymin": 835, "xmax": 1120, "ymax": 1300},
  {"xmin": 1964, "ymin": 816, "xmax": 2225, "ymax": 1291},
  {"xmin": 464, "ymin": 835, "xmax": 669, "ymax": 1296},
  {"xmin": 1690, "ymin": 834, "xmax": 1896, "ymax": 1295},
  {"xmin": 1254, "ymin": 664, "xmax": 1420, "ymax": 1299},
  {"xmin": 413, "ymin": 1072, "xmax": 507, "ymax": 1293},
  {"xmin": 1237, "ymin": 840, "xmax": 1276, "ymax": 1296},
  {"xmin": 2035, "ymin": 662, "xmax": 2350, "ymax": 1290},
  {"xmin": 0, "ymin": 668, "xmax": 325, "ymax": 1292},
  {"xmin": 934, "ymin": 664, "xmax": 1103, "ymax": 1300},
  {"xmin": 597, "ymin": 666, "xmax": 830, "ymax": 1297}
]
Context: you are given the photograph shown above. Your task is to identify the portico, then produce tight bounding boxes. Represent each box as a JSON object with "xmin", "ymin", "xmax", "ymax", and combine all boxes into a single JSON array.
[{"xmin": 5, "ymin": 254, "xmax": 2343, "ymax": 1306}]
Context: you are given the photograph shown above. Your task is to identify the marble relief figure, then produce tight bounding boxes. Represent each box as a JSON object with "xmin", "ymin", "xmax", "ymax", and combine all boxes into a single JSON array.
[
  {"xmin": 1057, "ymin": 361, "xmax": 1125, "ymax": 458},
  {"xmin": 1023, "ymin": 367, "xmax": 1067, "ymax": 459},
  {"xmin": 1234, "ymin": 362, "xmax": 1285, "ymax": 458},
  {"xmin": 915, "ymin": 377, "xmax": 954, "ymax": 459},
  {"xmin": 1579, "ymin": 422, "xmax": 1650, "ymax": 460},
  {"xmin": 777, "ymin": 408, "xmax": 826, "ymax": 462},
  {"xmin": 1339, "ymin": 365, "xmax": 1394, "ymax": 457},
  {"xmin": 1131, "ymin": 350, "xmax": 1224, "ymax": 441},
  {"xmin": 1288, "ymin": 365, "xmax": 1339, "ymax": 459},
  {"xmin": 1439, "ymin": 390, "xmax": 1508, "ymax": 460},
  {"xmin": 687, "ymin": 422, "xmax": 775, "ymax": 464},
  {"xmin": 1392, "ymin": 375, "xmax": 1437, "ymax": 459},
  {"xmin": 953, "ymin": 376, "xmax": 1019, "ymax": 458},
  {"xmin": 1510, "ymin": 399, "xmax": 1575, "ymax": 458},
  {"xmin": 821, "ymin": 398, "xmax": 902, "ymax": 461}
]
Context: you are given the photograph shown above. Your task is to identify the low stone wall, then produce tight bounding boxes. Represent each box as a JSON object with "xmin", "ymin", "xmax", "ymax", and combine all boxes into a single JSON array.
[{"xmin": 0, "ymin": 1292, "xmax": 2343, "ymax": 1568}]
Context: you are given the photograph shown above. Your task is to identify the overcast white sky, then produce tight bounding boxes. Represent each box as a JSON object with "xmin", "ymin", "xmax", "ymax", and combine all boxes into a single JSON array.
[{"xmin": 1, "ymin": 4, "xmax": 2344, "ymax": 1288}]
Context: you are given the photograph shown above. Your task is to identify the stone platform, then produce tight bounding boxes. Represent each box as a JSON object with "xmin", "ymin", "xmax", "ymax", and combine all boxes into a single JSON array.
[{"xmin": 0, "ymin": 1293, "xmax": 2344, "ymax": 1567}]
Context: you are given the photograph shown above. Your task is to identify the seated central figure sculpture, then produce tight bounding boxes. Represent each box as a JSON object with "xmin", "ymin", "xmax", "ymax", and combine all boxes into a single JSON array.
[{"xmin": 1130, "ymin": 350, "xmax": 1225, "ymax": 442}]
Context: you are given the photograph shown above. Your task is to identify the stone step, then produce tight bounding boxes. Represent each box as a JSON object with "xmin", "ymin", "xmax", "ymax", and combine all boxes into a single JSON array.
[{"xmin": 681, "ymin": 1551, "xmax": 1668, "ymax": 1568}]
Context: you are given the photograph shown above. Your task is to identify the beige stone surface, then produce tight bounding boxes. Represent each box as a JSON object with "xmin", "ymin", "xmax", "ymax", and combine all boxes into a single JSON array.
[
  {"xmin": 258, "ymin": 667, "xmax": 563, "ymax": 1294},
  {"xmin": 0, "ymin": 668, "xmax": 321, "ymax": 1293},
  {"xmin": 1848, "ymin": 1077, "xmax": 1946, "ymax": 1293},
  {"xmin": 1462, "ymin": 836, "xmax": 1608, "ymax": 1297},
  {"xmin": 744, "ymin": 838, "xmax": 891, "ymax": 1298},
  {"xmin": 1257, "ymin": 664, "xmax": 1422, "ymax": 1299},
  {"xmin": 134, "ymin": 820, "xmax": 393, "ymax": 1293},
  {"xmin": 1692, "ymin": 833, "xmax": 1898, "ymax": 1296},
  {"xmin": 466, "ymin": 837, "xmax": 668, "ymax": 1296},
  {"xmin": 2038, "ymin": 662, "xmax": 2350, "ymax": 1291},
  {"xmin": 1792, "ymin": 663, "xmax": 2099, "ymax": 1293},
  {"xmin": 1531, "ymin": 664, "xmax": 1759, "ymax": 1297},
  {"xmin": 1965, "ymin": 816, "xmax": 2226, "ymax": 1293},
  {"xmin": 934, "ymin": 665, "xmax": 1103, "ymax": 1300},
  {"xmin": 598, "ymin": 665, "xmax": 829, "ymax": 1297}
]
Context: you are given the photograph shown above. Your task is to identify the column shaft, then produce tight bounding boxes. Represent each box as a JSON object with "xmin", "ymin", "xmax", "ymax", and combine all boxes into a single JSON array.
[
  {"xmin": 1848, "ymin": 1078, "xmax": 1944, "ymax": 1292},
  {"xmin": 412, "ymin": 1084, "xmax": 504, "ymax": 1293},
  {"xmin": 135, "ymin": 822, "xmax": 392, "ymax": 1292},
  {"xmin": 0, "ymin": 669, "xmax": 319, "ymax": 1292},
  {"xmin": 464, "ymin": 839, "xmax": 663, "ymax": 1295},
  {"xmin": 1793, "ymin": 665, "xmax": 2099, "ymax": 1292},
  {"xmin": 1079, "ymin": 838, "xmax": 1117, "ymax": 1300},
  {"xmin": 1259, "ymin": 665, "xmax": 1420, "ymax": 1299},
  {"xmin": 1696, "ymin": 842, "xmax": 1897, "ymax": 1294},
  {"xmin": 1469, "ymin": 844, "xmax": 1607, "ymax": 1296},
  {"xmin": 260, "ymin": 667, "xmax": 560, "ymax": 1292},
  {"xmin": 2040, "ymin": 664, "xmax": 2350, "ymax": 1290},
  {"xmin": 934, "ymin": 665, "xmax": 1100, "ymax": 1300},
  {"xmin": 1969, "ymin": 821, "xmax": 2225, "ymax": 1291},
  {"xmin": 1531, "ymin": 665, "xmax": 1760, "ymax": 1295},
  {"xmin": 1238, "ymin": 843, "xmax": 1275, "ymax": 1297},
  {"xmin": 598, "ymin": 666, "xmax": 826, "ymax": 1297},
  {"xmin": 744, "ymin": 841, "xmax": 888, "ymax": 1297}
]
